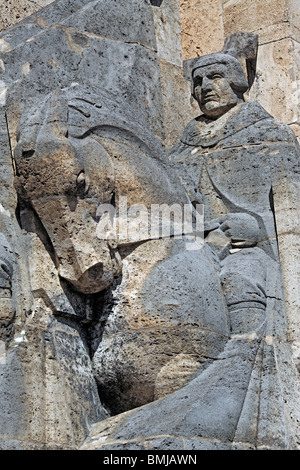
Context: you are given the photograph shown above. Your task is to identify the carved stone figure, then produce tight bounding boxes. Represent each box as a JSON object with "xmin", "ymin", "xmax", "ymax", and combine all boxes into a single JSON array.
[
  {"xmin": 1, "ymin": 0, "xmax": 300, "ymax": 450},
  {"xmin": 14, "ymin": 85, "xmax": 228, "ymax": 417},
  {"xmin": 169, "ymin": 51, "xmax": 284, "ymax": 337},
  {"xmin": 79, "ymin": 49, "xmax": 300, "ymax": 450}
]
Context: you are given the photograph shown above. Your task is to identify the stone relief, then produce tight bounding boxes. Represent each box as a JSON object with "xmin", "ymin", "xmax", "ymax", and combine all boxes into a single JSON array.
[
  {"xmin": 80, "ymin": 47, "xmax": 300, "ymax": 450},
  {"xmin": 170, "ymin": 52, "xmax": 283, "ymax": 337},
  {"xmin": 14, "ymin": 85, "xmax": 227, "ymax": 417},
  {"xmin": 0, "ymin": 0, "xmax": 299, "ymax": 452}
]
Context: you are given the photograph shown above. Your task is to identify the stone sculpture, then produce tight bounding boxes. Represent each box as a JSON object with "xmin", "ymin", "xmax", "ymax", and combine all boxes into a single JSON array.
[
  {"xmin": 0, "ymin": 0, "xmax": 299, "ymax": 451},
  {"xmin": 79, "ymin": 49, "xmax": 300, "ymax": 450},
  {"xmin": 170, "ymin": 51, "xmax": 281, "ymax": 336},
  {"xmin": 14, "ymin": 85, "xmax": 227, "ymax": 417}
]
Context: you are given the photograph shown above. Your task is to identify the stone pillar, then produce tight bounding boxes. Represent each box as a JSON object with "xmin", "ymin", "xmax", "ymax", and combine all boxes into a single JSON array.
[{"xmin": 222, "ymin": 0, "xmax": 300, "ymax": 137}]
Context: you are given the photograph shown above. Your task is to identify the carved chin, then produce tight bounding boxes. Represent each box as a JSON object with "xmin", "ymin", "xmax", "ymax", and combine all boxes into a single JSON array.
[
  {"xmin": 201, "ymin": 100, "xmax": 228, "ymax": 117},
  {"xmin": 200, "ymin": 98, "xmax": 238, "ymax": 118}
]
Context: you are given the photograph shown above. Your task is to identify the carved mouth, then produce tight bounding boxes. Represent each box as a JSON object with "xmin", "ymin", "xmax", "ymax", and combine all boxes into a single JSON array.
[{"xmin": 202, "ymin": 93, "xmax": 219, "ymax": 103}]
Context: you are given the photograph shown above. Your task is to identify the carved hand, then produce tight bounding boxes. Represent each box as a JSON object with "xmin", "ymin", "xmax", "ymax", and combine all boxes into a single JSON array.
[{"xmin": 206, "ymin": 212, "xmax": 261, "ymax": 248}]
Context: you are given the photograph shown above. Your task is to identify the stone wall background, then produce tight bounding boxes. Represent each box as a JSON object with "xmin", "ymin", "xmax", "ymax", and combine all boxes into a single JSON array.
[{"xmin": 1, "ymin": 0, "xmax": 300, "ymax": 138}]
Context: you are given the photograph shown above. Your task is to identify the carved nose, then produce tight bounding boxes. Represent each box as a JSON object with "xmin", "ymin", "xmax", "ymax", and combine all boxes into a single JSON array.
[{"xmin": 202, "ymin": 77, "xmax": 213, "ymax": 91}]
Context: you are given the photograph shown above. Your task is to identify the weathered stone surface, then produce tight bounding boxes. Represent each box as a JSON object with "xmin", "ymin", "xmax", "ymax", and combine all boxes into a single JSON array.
[
  {"xmin": 80, "ymin": 41, "xmax": 300, "ymax": 451},
  {"xmin": 1, "ymin": 0, "xmax": 194, "ymax": 450},
  {"xmin": 252, "ymin": 38, "xmax": 300, "ymax": 124},
  {"xmin": 223, "ymin": 0, "xmax": 290, "ymax": 44},
  {"xmin": 179, "ymin": 0, "xmax": 224, "ymax": 59},
  {"xmin": 179, "ymin": 0, "xmax": 300, "ymax": 143},
  {"xmin": 0, "ymin": 0, "xmax": 300, "ymax": 452}
]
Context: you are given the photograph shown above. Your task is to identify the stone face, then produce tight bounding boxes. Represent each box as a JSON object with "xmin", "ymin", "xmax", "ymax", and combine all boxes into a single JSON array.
[{"xmin": 14, "ymin": 85, "xmax": 228, "ymax": 418}]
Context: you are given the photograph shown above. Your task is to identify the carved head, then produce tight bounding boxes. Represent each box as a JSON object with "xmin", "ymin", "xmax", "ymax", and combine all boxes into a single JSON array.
[
  {"xmin": 191, "ymin": 53, "xmax": 249, "ymax": 118},
  {"xmin": 14, "ymin": 92, "xmax": 121, "ymax": 295}
]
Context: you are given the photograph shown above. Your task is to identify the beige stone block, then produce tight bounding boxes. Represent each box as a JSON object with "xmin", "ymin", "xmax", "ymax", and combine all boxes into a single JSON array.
[
  {"xmin": 288, "ymin": 0, "xmax": 300, "ymax": 35},
  {"xmin": 223, "ymin": 0, "xmax": 290, "ymax": 44},
  {"xmin": 250, "ymin": 39, "xmax": 300, "ymax": 125},
  {"xmin": 271, "ymin": 166, "xmax": 300, "ymax": 236},
  {"xmin": 276, "ymin": 233, "xmax": 300, "ymax": 342},
  {"xmin": 179, "ymin": 0, "xmax": 224, "ymax": 60}
]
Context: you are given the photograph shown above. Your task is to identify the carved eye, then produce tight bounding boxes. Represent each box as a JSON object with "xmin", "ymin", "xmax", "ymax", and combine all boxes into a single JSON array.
[
  {"xmin": 76, "ymin": 171, "xmax": 85, "ymax": 186},
  {"xmin": 212, "ymin": 73, "xmax": 223, "ymax": 80},
  {"xmin": 76, "ymin": 171, "xmax": 90, "ymax": 195},
  {"xmin": 194, "ymin": 77, "xmax": 203, "ymax": 87}
]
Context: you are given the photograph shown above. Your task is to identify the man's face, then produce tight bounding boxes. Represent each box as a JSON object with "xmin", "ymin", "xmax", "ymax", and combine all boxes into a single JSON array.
[{"xmin": 193, "ymin": 63, "xmax": 240, "ymax": 118}]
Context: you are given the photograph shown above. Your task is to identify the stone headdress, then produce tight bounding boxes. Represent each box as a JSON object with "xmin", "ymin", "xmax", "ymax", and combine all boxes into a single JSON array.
[{"xmin": 191, "ymin": 52, "xmax": 249, "ymax": 99}]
